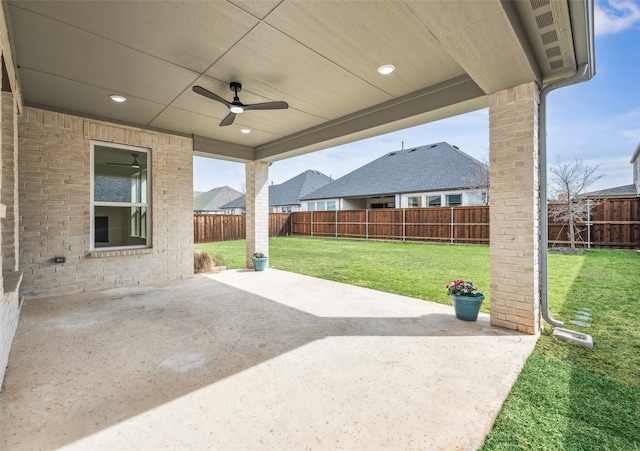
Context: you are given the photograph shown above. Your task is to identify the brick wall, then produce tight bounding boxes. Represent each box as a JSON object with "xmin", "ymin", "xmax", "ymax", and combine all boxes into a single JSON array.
[
  {"xmin": 0, "ymin": 75, "xmax": 20, "ymax": 387},
  {"xmin": 18, "ymin": 107, "xmax": 194, "ymax": 298},
  {"xmin": 2, "ymin": 90, "xmax": 18, "ymax": 272},
  {"xmin": 488, "ymin": 82, "xmax": 541, "ymax": 334}
]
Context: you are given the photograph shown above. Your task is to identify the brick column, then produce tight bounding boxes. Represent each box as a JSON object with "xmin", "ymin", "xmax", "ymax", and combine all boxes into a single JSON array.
[
  {"xmin": 2, "ymin": 90, "xmax": 18, "ymax": 271},
  {"xmin": 245, "ymin": 161, "xmax": 269, "ymax": 268},
  {"xmin": 489, "ymin": 82, "xmax": 541, "ymax": 334}
]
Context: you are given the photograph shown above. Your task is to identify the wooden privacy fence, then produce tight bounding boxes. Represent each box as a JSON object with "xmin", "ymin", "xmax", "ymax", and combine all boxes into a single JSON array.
[
  {"xmin": 194, "ymin": 198, "xmax": 640, "ymax": 248},
  {"xmin": 548, "ymin": 197, "xmax": 640, "ymax": 249},
  {"xmin": 194, "ymin": 213, "xmax": 291, "ymax": 243},
  {"xmin": 291, "ymin": 207, "xmax": 490, "ymax": 244}
]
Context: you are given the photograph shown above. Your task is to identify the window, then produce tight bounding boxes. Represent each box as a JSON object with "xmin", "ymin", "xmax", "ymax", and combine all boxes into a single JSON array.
[
  {"xmin": 371, "ymin": 202, "xmax": 395, "ymax": 209},
  {"xmin": 467, "ymin": 193, "xmax": 487, "ymax": 206},
  {"xmin": 308, "ymin": 202, "xmax": 316, "ymax": 211},
  {"xmin": 317, "ymin": 201, "xmax": 326, "ymax": 211},
  {"xmin": 408, "ymin": 196, "xmax": 421, "ymax": 208},
  {"xmin": 92, "ymin": 142, "xmax": 150, "ymax": 250},
  {"xmin": 427, "ymin": 195, "xmax": 441, "ymax": 207},
  {"xmin": 327, "ymin": 201, "xmax": 336, "ymax": 210},
  {"xmin": 446, "ymin": 194, "xmax": 462, "ymax": 206}
]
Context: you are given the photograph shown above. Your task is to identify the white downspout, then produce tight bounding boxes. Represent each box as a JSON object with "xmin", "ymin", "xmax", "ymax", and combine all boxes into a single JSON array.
[
  {"xmin": 539, "ymin": 64, "xmax": 594, "ymax": 347},
  {"xmin": 540, "ymin": 64, "xmax": 589, "ymax": 326}
]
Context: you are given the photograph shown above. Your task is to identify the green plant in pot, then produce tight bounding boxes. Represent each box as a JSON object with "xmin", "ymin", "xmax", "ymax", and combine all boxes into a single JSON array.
[
  {"xmin": 251, "ymin": 251, "xmax": 268, "ymax": 271},
  {"xmin": 446, "ymin": 279, "xmax": 485, "ymax": 321}
]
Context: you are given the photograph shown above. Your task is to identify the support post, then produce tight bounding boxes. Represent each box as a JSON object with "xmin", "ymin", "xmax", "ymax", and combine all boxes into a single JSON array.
[
  {"xmin": 245, "ymin": 161, "xmax": 269, "ymax": 268},
  {"xmin": 488, "ymin": 82, "xmax": 541, "ymax": 334}
]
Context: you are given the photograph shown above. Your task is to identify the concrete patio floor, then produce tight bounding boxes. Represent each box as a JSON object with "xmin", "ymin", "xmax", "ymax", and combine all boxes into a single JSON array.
[{"xmin": 0, "ymin": 269, "xmax": 538, "ymax": 450}]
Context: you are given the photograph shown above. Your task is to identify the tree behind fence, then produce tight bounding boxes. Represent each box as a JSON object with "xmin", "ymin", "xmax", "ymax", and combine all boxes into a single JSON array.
[{"xmin": 194, "ymin": 197, "xmax": 640, "ymax": 249}]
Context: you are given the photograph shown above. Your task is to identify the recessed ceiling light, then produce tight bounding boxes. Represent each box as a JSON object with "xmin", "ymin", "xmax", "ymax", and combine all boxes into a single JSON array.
[
  {"xmin": 240, "ymin": 128, "xmax": 251, "ymax": 134},
  {"xmin": 109, "ymin": 94, "xmax": 127, "ymax": 103},
  {"xmin": 377, "ymin": 64, "xmax": 395, "ymax": 75}
]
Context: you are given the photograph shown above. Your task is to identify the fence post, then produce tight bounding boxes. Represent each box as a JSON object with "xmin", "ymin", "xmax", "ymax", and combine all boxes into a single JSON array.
[
  {"xmin": 221, "ymin": 217, "xmax": 224, "ymax": 242},
  {"xmin": 402, "ymin": 208, "xmax": 406, "ymax": 242},
  {"xmin": 587, "ymin": 198, "xmax": 591, "ymax": 249},
  {"xmin": 335, "ymin": 210, "xmax": 338, "ymax": 238},
  {"xmin": 450, "ymin": 207, "xmax": 455, "ymax": 244},
  {"xmin": 311, "ymin": 211, "xmax": 314, "ymax": 237},
  {"xmin": 366, "ymin": 209, "xmax": 369, "ymax": 240}
]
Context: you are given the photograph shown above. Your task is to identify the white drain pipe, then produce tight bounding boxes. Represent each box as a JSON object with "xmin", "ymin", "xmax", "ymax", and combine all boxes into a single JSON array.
[{"xmin": 539, "ymin": 64, "xmax": 594, "ymax": 348}]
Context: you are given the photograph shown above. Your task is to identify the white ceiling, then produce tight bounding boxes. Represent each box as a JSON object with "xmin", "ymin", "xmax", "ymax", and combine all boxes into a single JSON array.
[{"xmin": 3, "ymin": 0, "xmax": 593, "ymax": 163}]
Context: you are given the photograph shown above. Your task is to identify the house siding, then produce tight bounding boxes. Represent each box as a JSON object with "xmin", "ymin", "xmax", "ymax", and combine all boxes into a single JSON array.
[{"xmin": 18, "ymin": 107, "xmax": 194, "ymax": 298}]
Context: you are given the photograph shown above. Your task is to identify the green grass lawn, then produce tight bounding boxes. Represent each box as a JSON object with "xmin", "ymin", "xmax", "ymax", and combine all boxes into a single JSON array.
[{"xmin": 196, "ymin": 237, "xmax": 640, "ymax": 450}]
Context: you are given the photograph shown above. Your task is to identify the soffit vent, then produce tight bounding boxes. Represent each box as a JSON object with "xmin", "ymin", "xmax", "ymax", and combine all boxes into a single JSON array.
[
  {"xmin": 549, "ymin": 60, "xmax": 564, "ymax": 70},
  {"xmin": 516, "ymin": 0, "xmax": 575, "ymax": 80},
  {"xmin": 545, "ymin": 46, "xmax": 562, "ymax": 58},
  {"xmin": 535, "ymin": 11, "xmax": 554, "ymax": 29},
  {"xmin": 530, "ymin": 0, "xmax": 550, "ymax": 10},
  {"xmin": 541, "ymin": 30, "xmax": 558, "ymax": 44}
]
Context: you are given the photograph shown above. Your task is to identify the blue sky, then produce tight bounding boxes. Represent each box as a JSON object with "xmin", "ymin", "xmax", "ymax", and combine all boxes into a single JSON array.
[{"xmin": 194, "ymin": 0, "xmax": 640, "ymax": 194}]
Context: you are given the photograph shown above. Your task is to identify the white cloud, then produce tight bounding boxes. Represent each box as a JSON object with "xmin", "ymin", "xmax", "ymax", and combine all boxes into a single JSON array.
[{"xmin": 595, "ymin": 0, "xmax": 640, "ymax": 36}]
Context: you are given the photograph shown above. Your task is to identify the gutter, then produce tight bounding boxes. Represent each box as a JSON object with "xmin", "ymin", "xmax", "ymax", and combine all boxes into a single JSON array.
[{"xmin": 539, "ymin": 63, "xmax": 593, "ymax": 347}]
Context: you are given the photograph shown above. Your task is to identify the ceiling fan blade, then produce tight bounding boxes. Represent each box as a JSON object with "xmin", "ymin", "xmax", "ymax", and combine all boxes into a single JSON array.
[
  {"xmin": 193, "ymin": 85, "xmax": 231, "ymax": 107},
  {"xmin": 243, "ymin": 101, "xmax": 289, "ymax": 111},
  {"xmin": 219, "ymin": 112, "xmax": 236, "ymax": 126},
  {"xmin": 106, "ymin": 162, "xmax": 147, "ymax": 168}
]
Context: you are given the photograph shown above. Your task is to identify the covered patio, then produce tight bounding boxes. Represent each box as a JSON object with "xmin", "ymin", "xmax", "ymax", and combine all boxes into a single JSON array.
[
  {"xmin": 1, "ymin": 269, "xmax": 537, "ymax": 450},
  {"xmin": 0, "ymin": 1, "xmax": 595, "ymax": 446}
]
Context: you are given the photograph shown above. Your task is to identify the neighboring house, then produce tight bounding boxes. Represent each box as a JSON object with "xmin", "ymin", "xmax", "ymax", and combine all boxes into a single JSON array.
[
  {"xmin": 580, "ymin": 184, "xmax": 637, "ymax": 199},
  {"xmin": 300, "ymin": 142, "xmax": 488, "ymax": 211},
  {"xmin": 194, "ymin": 186, "xmax": 243, "ymax": 214},
  {"xmin": 582, "ymin": 142, "xmax": 640, "ymax": 199},
  {"xmin": 221, "ymin": 170, "xmax": 332, "ymax": 214}
]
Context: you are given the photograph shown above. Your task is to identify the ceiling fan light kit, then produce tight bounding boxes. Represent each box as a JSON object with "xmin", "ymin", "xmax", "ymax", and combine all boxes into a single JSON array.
[
  {"xmin": 193, "ymin": 82, "xmax": 288, "ymax": 127},
  {"xmin": 106, "ymin": 152, "xmax": 146, "ymax": 169}
]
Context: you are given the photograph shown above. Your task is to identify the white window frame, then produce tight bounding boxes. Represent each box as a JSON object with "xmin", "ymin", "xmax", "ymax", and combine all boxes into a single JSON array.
[
  {"xmin": 426, "ymin": 195, "xmax": 442, "ymax": 207},
  {"xmin": 407, "ymin": 196, "xmax": 421, "ymax": 208},
  {"xmin": 90, "ymin": 140, "xmax": 151, "ymax": 251},
  {"xmin": 445, "ymin": 193, "xmax": 463, "ymax": 206}
]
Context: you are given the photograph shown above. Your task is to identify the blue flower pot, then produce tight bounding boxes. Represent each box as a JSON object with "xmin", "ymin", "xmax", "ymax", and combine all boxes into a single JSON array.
[
  {"xmin": 450, "ymin": 293, "xmax": 485, "ymax": 321},
  {"xmin": 252, "ymin": 257, "xmax": 268, "ymax": 271}
]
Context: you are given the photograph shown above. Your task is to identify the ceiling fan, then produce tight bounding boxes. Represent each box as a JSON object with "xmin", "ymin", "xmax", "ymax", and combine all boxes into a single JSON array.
[
  {"xmin": 193, "ymin": 82, "xmax": 288, "ymax": 126},
  {"xmin": 106, "ymin": 153, "xmax": 146, "ymax": 169}
]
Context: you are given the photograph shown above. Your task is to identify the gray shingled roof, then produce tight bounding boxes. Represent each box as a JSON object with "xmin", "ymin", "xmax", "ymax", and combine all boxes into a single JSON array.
[
  {"xmin": 194, "ymin": 186, "xmax": 243, "ymax": 211},
  {"xmin": 582, "ymin": 184, "xmax": 637, "ymax": 198},
  {"xmin": 221, "ymin": 170, "xmax": 332, "ymax": 209},
  {"xmin": 301, "ymin": 142, "xmax": 485, "ymax": 200}
]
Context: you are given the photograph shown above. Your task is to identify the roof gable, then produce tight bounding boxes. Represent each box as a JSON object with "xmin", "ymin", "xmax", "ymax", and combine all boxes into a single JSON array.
[
  {"xmin": 194, "ymin": 186, "xmax": 243, "ymax": 211},
  {"xmin": 301, "ymin": 142, "xmax": 485, "ymax": 200},
  {"xmin": 221, "ymin": 170, "xmax": 332, "ymax": 209}
]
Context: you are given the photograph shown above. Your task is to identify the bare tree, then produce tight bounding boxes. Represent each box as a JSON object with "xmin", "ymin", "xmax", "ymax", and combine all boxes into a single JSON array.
[
  {"xmin": 464, "ymin": 152, "xmax": 490, "ymax": 206},
  {"xmin": 548, "ymin": 156, "xmax": 604, "ymax": 251}
]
